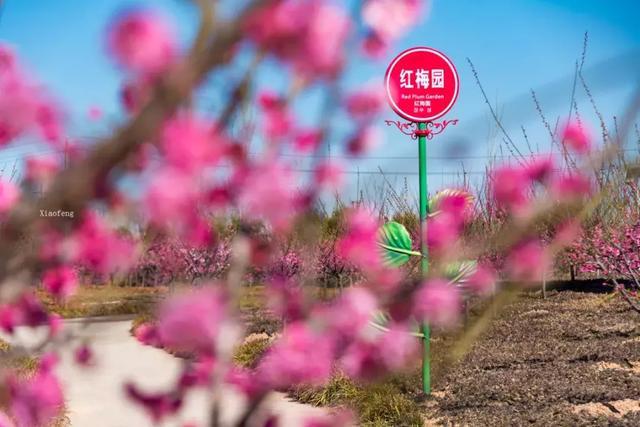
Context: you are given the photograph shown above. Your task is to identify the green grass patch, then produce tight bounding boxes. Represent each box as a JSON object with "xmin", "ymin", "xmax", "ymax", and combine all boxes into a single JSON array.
[
  {"xmin": 291, "ymin": 372, "xmax": 424, "ymax": 427},
  {"xmin": 233, "ymin": 337, "xmax": 271, "ymax": 368},
  {"xmin": 39, "ymin": 285, "xmax": 166, "ymax": 318},
  {"xmin": 0, "ymin": 338, "xmax": 39, "ymax": 376}
]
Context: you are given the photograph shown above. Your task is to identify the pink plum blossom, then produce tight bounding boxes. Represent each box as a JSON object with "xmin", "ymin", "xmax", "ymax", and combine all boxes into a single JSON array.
[
  {"xmin": 466, "ymin": 265, "xmax": 497, "ymax": 295},
  {"xmin": 178, "ymin": 356, "xmax": 215, "ymax": 390},
  {"xmin": 490, "ymin": 165, "xmax": 532, "ymax": 211},
  {"xmin": 237, "ymin": 162, "xmax": 299, "ymax": 231},
  {"xmin": 0, "ymin": 293, "xmax": 50, "ymax": 334},
  {"xmin": 413, "ymin": 279, "xmax": 461, "ymax": 327},
  {"xmin": 314, "ymin": 161, "xmax": 344, "ymax": 191},
  {"xmin": 25, "ymin": 155, "xmax": 60, "ymax": 185},
  {"xmin": 549, "ymin": 173, "xmax": 592, "ymax": 200},
  {"xmin": 345, "ymin": 86, "xmax": 386, "ymax": 121},
  {"xmin": 9, "ymin": 353, "xmax": 63, "ymax": 427},
  {"xmin": 74, "ymin": 344, "xmax": 94, "ymax": 367},
  {"xmin": 0, "ymin": 180, "xmax": 19, "ymax": 213},
  {"xmin": 347, "ymin": 125, "xmax": 380, "ymax": 155},
  {"xmin": 108, "ymin": 10, "xmax": 176, "ymax": 75},
  {"xmin": 35, "ymin": 101, "xmax": 63, "ymax": 144},
  {"xmin": 506, "ymin": 240, "xmax": 550, "ymax": 282},
  {"xmin": 160, "ymin": 114, "xmax": 224, "ymax": 172},
  {"xmin": 293, "ymin": 128, "xmax": 322, "ymax": 153},
  {"xmin": 362, "ymin": 0, "xmax": 423, "ymax": 56},
  {"xmin": 0, "ymin": 44, "xmax": 63, "ymax": 146},
  {"xmin": 125, "ymin": 383, "xmax": 182, "ymax": 424},
  {"xmin": 144, "ymin": 168, "xmax": 198, "ymax": 226},
  {"xmin": 560, "ymin": 120, "xmax": 591, "ymax": 154},
  {"xmin": 301, "ymin": 2, "xmax": 350, "ymax": 78},
  {"xmin": 266, "ymin": 278, "xmax": 306, "ymax": 322},
  {"xmin": 340, "ymin": 324, "xmax": 418, "ymax": 379},
  {"xmin": 258, "ymin": 92, "xmax": 293, "ymax": 141},
  {"xmin": 525, "ymin": 156, "xmax": 555, "ymax": 182},
  {"xmin": 42, "ymin": 265, "xmax": 78, "ymax": 300},
  {"xmin": 258, "ymin": 322, "xmax": 333, "ymax": 388},
  {"xmin": 120, "ymin": 77, "xmax": 152, "ymax": 113},
  {"xmin": 156, "ymin": 287, "xmax": 236, "ymax": 355},
  {"xmin": 0, "ymin": 411, "xmax": 14, "ymax": 427},
  {"xmin": 134, "ymin": 322, "xmax": 161, "ymax": 347},
  {"xmin": 426, "ymin": 212, "xmax": 462, "ymax": 255},
  {"xmin": 336, "ymin": 208, "xmax": 381, "ymax": 270},
  {"xmin": 68, "ymin": 212, "xmax": 137, "ymax": 275},
  {"xmin": 553, "ymin": 220, "xmax": 582, "ymax": 247},
  {"xmin": 327, "ymin": 287, "xmax": 377, "ymax": 339},
  {"xmin": 0, "ymin": 304, "xmax": 18, "ymax": 334},
  {"xmin": 248, "ymin": 1, "xmax": 350, "ymax": 79},
  {"xmin": 433, "ymin": 190, "xmax": 474, "ymax": 222}
]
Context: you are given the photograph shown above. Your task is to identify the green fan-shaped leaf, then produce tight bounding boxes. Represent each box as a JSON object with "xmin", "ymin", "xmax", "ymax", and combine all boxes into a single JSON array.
[
  {"xmin": 428, "ymin": 188, "xmax": 475, "ymax": 216},
  {"xmin": 444, "ymin": 260, "xmax": 478, "ymax": 284},
  {"xmin": 377, "ymin": 221, "xmax": 421, "ymax": 267}
]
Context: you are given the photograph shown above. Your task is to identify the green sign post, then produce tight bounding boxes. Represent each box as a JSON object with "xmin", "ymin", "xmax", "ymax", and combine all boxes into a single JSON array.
[
  {"xmin": 383, "ymin": 47, "xmax": 461, "ymax": 395},
  {"xmin": 417, "ymin": 121, "xmax": 431, "ymax": 394}
]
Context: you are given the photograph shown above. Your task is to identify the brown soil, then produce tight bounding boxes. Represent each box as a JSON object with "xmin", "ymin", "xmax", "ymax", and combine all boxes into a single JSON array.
[{"xmin": 429, "ymin": 291, "xmax": 640, "ymax": 426}]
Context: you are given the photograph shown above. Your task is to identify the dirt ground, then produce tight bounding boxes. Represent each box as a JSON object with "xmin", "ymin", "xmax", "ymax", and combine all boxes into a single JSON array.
[{"xmin": 428, "ymin": 291, "xmax": 640, "ymax": 426}]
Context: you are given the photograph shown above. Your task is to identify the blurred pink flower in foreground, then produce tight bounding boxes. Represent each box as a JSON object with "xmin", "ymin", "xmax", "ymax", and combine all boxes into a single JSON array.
[
  {"xmin": 340, "ymin": 324, "xmax": 418, "ymax": 379},
  {"xmin": 345, "ymin": 85, "xmax": 386, "ymax": 121},
  {"xmin": 248, "ymin": 1, "xmax": 350, "ymax": 79},
  {"xmin": 258, "ymin": 322, "xmax": 334, "ymax": 388},
  {"xmin": 25, "ymin": 155, "xmax": 60, "ymax": 186},
  {"xmin": 303, "ymin": 2, "xmax": 350, "ymax": 78},
  {"xmin": 433, "ymin": 190, "xmax": 474, "ymax": 223},
  {"xmin": 549, "ymin": 172, "xmax": 592, "ymax": 200},
  {"xmin": 467, "ymin": 265, "xmax": 497, "ymax": 295},
  {"xmin": 160, "ymin": 114, "xmax": 223, "ymax": 172},
  {"xmin": 560, "ymin": 120, "xmax": 591, "ymax": 154},
  {"xmin": 347, "ymin": 125, "xmax": 380, "ymax": 156},
  {"xmin": 314, "ymin": 161, "xmax": 344, "ymax": 191},
  {"xmin": 293, "ymin": 128, "xmax": 322, "ymax": 153},
  {"xmin": 68, "ymin": 213, "xmax": 137, "ymax": 275},
  {"xmin": 144, "ymin": 168, "xmax": 198, "ymax": 226},
  {"xmin": 427, "ymin": 212, "xmax": 461, "ymax": 255},
  {"xmin": 0, "ymin": 411, "xmax": 13, "ymax": 427},
  {"xmin": 327, "ymin": 287, "xmax": 377, "ymax": 339},
  {"xmin": 125, "ymin": 383, "xmax": 182, "ymax": 424},
  {"xmin": 525, "ymin": 156, "xmax": 555, "ymax": 182},
  {"xmin": 108, "ymin": 9, "xmax": 176, "ymax": 75},
  {"xmin": 258, "ymin": 92, "xmax": 292, "ymax": 141},
  {"xmin": 238, "ymin": 162, "xmax": 299, "ymax": 231},
  {"xmin": 42, "ymin": 265, "xmax": 78, "ymax": 300},
  {"xmin": 506, "ymin": 240, "xmax": 550, "ymax": 282},
  {"xmin": 0, "ymin": 45, "xmax": 63, "ymax": 146},
  {"xmin": 362, "ymin": 0, "xmax": 424, "ymax": 56},
  {"xmin": 337, "ymin": 208, "xmax": 381, "ymax": 270},
  {"xmin": 134, "ymin": 322, "xmax": 161, "ymax": 347},
  {"xmin": 413, "ymin": 279, "xmax": 461, "ymax": 327},
  {"xmin": 157, "ymin": 287, "xmax": 236, "ymax": 355},
  {"xmin": 74, "ymin": 344, "xmax": 94, "ymax": 367},
  {"xmin": 491, "ymin": 165, "xmax": 531, "ymax": 211},
  {"xmin": 9, "ymin": 353, "xmax": 63, "ymax": 427},
  {"xmin": 0, "ymin": 179, "xmax": 19, "ymax": 213}
]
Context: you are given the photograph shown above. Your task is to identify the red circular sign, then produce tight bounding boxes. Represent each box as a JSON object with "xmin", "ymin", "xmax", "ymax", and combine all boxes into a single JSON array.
[{"xmin": 385, "ymin": 47, "xmax": 459, "ymax": 122}]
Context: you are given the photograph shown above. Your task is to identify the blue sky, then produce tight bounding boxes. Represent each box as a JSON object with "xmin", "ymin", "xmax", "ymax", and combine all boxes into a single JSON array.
[{"xmin": 0, "ymin": 0, "xmax": 638, "ymax": 201}]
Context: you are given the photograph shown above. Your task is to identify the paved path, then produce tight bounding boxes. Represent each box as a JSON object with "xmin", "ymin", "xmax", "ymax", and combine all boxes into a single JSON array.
[{"xmin": 5, "ymin": 317, "xmax": 325, "ymax": 427}]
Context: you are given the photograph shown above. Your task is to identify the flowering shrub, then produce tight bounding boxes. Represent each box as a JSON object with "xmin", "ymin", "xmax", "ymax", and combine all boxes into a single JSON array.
[{"xmin": 0, "ymin": 1, "xmax": 624, "ymax": 426}]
